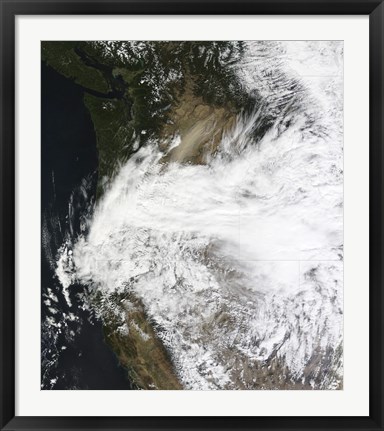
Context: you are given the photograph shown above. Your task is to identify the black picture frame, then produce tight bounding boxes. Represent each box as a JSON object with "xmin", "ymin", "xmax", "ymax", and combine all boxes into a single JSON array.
[{"xmin": 1, "ymin": 1, "xmax": 383, "ymax": 430}]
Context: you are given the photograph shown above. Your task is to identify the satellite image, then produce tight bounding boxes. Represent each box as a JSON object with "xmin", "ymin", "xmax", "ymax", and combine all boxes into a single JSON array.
[{"xmin": 41, "ymin": 41, "xmax": 343, "ymax": 390}]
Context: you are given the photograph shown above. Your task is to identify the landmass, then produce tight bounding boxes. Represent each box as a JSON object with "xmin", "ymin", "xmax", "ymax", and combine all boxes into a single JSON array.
[{"xmin": 42, "ymin": 41, "xmax": 343, "ymax": 390}]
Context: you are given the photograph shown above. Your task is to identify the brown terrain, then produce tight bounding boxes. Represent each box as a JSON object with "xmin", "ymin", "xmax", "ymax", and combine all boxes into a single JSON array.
[
  {"xmin": 103, "ymin": 78, "xmax": 239, "ymax": 390},
  {"xmin": 102, "ymin": 76, "xmax": 342, "ymax": 391},
  {"xmin": 104, "ymin": 292, "xmax": 182, "ymax": 390},
  {"xmin": 161, "ymin": 79, "xmax": 237, "ymax": 165}
]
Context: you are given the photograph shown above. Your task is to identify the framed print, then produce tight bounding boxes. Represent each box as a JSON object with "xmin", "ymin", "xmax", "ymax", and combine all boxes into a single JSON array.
[{"xmin": 1, "ymin": 1, "xmax": 383, "ymax": 430}]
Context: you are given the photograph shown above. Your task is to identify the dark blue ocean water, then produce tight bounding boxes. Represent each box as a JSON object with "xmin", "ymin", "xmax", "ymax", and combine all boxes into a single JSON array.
[{"xmin": 41, "ymin": 62, "xmax": 132, "ymax": 390}]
